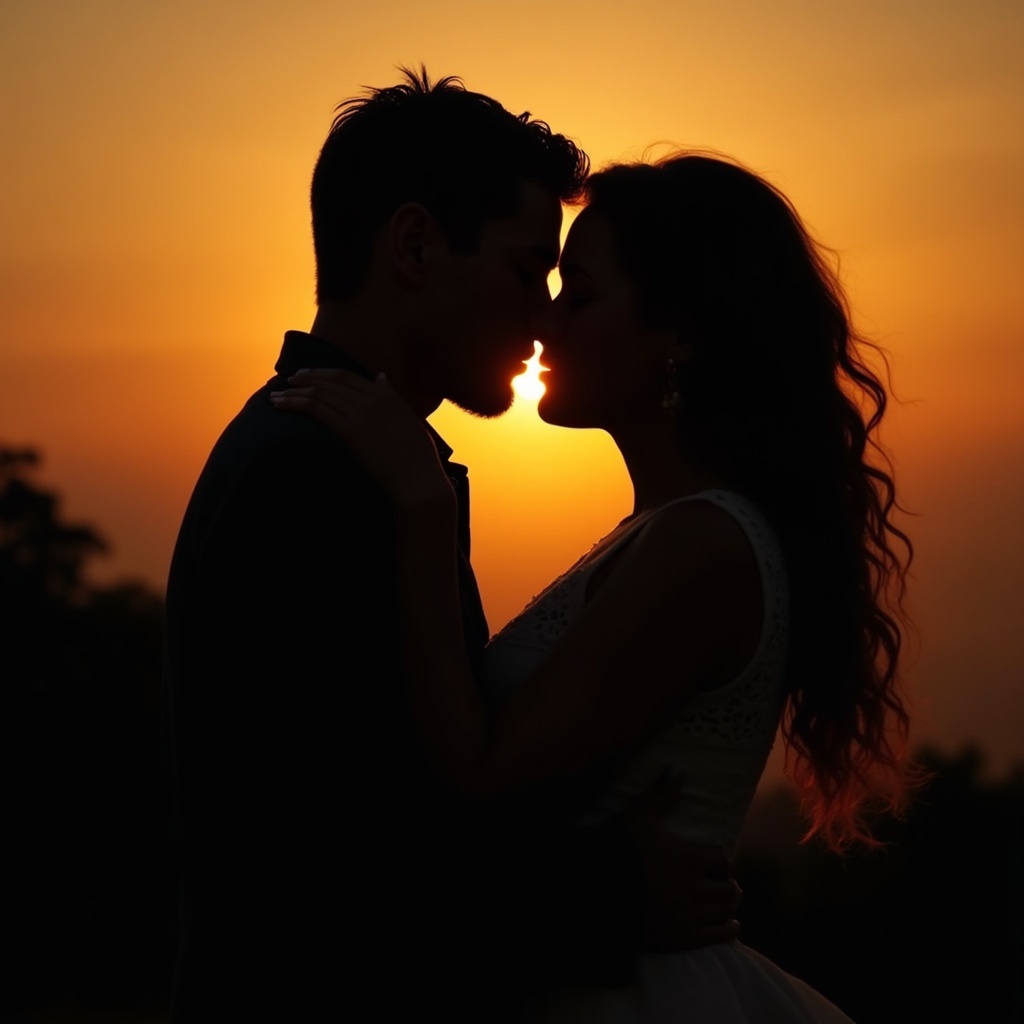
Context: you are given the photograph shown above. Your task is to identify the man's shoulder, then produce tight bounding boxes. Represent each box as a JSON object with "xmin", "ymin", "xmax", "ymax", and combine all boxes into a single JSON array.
[
  {"xmin": 175, "ymin": 377, "xmax": 387, "ymax": 548},
  {"xmin": 199, "ymin": 380, "xmax": 352, "ymax": 488}
]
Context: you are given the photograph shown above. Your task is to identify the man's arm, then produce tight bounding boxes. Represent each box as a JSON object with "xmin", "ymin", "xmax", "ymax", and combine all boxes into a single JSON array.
[{"xmin": 172, "ymin": 434, "xmax": 409, "ymax": 924}]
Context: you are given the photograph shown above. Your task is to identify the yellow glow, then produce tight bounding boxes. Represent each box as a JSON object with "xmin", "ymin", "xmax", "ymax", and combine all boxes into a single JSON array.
[{"xmin": 511, "ymin": 341, "xmax": 549, "ymax": 402}]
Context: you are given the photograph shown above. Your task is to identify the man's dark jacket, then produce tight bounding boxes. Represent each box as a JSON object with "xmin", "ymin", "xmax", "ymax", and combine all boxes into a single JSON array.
[{"xmin": 164, "ymin": 332, "xmax": 644, "ymax": 1020}]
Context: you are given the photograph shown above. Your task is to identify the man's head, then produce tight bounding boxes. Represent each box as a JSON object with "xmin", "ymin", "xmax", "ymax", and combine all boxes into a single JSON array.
[{"xmin": 310, "ymin": 67, "xmax": 588, "ymax": 415}]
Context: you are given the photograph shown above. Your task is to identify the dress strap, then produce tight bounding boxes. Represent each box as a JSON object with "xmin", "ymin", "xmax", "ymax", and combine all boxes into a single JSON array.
[
  {"xmin": 636, "ymin": 490, "xmax": 780, "ymax": 565},
  {"xmin": 585, "ymin": 490, "xmax": 767, "ymax": 568},
  {"xmin": 597, "ymin": 490, "xmax": 788, "ymax": 643}
]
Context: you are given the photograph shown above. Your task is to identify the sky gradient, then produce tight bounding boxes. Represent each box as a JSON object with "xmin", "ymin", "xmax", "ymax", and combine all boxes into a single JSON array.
[{"xmin": 2, "ymin": 0, "xmax": 1022, "ymax": 780}]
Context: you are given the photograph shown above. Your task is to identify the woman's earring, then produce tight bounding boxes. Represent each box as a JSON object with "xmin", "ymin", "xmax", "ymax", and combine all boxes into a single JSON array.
[{"xmin": 661, "ymin": 357, "xmax": 682, "ymax": 414}]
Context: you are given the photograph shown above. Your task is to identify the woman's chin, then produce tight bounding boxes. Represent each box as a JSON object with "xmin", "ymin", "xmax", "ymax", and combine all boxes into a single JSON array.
[
  {"xmin": 536, "ymin": 392, "xmax": 585, "ymax": 428},
  {"xmin": 535, "ymin": 393, "xmax": 560, "ymax": 425}
]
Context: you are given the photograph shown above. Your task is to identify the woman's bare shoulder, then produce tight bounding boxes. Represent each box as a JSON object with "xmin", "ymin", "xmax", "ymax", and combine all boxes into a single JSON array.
[{"xmin": 600, "ymin": 495, "xmax": 762, "ymax": 600}]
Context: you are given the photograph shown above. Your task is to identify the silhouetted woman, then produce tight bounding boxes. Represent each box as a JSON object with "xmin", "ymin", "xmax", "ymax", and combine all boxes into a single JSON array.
[{"xmin": 274, "ymin": 153, "xmax": 917, "ymax": 1022}]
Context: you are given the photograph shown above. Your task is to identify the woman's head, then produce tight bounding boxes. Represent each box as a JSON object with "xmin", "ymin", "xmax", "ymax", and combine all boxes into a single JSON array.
[
  {"xmin": 545, "ymin": 156, "xmax": 845, "ymax": 462},
  {"xmin": 550, "ymin": 153, "xmax": 918, "ymax": 849},
  {"xmin": 534, "ymin": 205, "xmax": 682, "ymax": 430}
]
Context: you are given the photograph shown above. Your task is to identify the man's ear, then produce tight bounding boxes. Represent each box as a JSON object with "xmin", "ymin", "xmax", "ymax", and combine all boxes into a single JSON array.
[{"xmin": 387, "ymin": 202, "xmax": 443, "ymax": 287}]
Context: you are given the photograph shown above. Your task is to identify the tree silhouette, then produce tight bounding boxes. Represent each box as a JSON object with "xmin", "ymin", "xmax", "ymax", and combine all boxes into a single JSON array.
[
  {"xmin": 4, "ymin": 446, "xmax": 173, "ymax": 1019},
  {"xmin": 1, "ymin": 446, "xmax": 108, "ymax": 606}
]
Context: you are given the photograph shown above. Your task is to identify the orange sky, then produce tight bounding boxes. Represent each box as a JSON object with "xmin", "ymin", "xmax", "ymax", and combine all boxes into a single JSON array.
[{"xmin": 2, "ymin": 0, "xmax": 1022, "ymax": 779}]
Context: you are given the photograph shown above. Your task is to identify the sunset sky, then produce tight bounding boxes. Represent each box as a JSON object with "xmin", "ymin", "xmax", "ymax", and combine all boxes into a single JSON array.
[{"xmin": 2, "ymin": 0, "xmax": 1022, "ymax": 781}]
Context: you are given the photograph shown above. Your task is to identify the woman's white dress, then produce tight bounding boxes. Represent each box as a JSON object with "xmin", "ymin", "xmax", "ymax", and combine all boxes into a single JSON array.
[{"xmin": 478, "ymin": 490, "xmax": 856, "ymax": 1024}]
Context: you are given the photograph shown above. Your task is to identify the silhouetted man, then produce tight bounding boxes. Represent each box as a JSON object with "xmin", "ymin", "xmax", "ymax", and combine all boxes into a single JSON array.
[{"xmin": 164, "ymin": 69, "xmax": 736, "ymax": 1021}]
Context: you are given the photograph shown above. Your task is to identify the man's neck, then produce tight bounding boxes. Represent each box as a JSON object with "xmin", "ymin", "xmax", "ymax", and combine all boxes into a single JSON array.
[{"xmin": 308, "ymin": 301, "xmax": 442, "ymax": 418}]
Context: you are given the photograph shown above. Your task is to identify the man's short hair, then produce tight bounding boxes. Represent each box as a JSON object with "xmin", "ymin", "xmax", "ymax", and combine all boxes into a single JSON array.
[{"xmin": 310, "ymin": 66, "xmax": 589, "ymax": 302}]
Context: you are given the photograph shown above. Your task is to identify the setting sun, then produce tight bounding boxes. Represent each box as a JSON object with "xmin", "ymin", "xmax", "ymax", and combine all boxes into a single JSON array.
[{"xmin": 511, "ymin": 341, "xmax": 548, "ymax": 401}]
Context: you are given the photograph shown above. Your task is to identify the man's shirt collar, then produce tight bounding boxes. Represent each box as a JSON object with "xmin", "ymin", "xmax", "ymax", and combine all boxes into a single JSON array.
[
  {"xmin": 275, "ymin": 330, "xmax": 369, "ymax": 380},
  {"xmin": 275, "ymin": 331, "xmax": 456, "ymax": 465}
]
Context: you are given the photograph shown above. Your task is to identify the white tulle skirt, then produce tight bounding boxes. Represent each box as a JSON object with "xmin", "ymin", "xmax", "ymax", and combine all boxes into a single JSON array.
[{"xmin": 522, "ymin": 942, "xmax": 856, "ymax": 1024}]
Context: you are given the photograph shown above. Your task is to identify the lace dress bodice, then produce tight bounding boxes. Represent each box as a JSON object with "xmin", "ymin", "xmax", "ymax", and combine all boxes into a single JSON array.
[{"xmin": 478, "ymin": 490, "xmax": 789, "ymax": 853}]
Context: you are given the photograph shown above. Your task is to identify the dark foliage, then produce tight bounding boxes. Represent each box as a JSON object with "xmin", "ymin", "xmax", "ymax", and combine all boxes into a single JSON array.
[
  {"xmin": 4, "ymin": 447, "xmax": 174, "ymax": 1020},
  {"xmin": 738, "ymin": 747, "xmax": 1024, "ymax": 1022}
]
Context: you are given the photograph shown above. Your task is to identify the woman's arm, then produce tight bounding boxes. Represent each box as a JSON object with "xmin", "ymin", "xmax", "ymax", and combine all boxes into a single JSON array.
[{"xmin": 272, "ymin": 370, "xmax": 762, "ymax": 797}]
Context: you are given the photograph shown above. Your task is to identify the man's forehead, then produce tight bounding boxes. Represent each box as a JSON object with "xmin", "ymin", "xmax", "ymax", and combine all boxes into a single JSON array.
[{"xmin": 495, "ymin": 180, "xmax": 563, "ymax": 253}]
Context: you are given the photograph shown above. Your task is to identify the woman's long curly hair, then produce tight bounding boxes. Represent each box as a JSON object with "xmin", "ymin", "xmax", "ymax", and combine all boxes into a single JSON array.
[{"xmin": 584, "ymin": 153, "xmax": 920, "ymax": 850}]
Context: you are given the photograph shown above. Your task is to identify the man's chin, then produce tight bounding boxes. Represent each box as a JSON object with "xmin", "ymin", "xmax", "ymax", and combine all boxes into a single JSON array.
[{"xmin": 446, "ymin": 384, "xmax": 515, "ymax": 419}]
